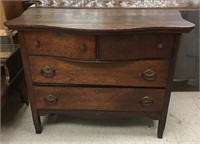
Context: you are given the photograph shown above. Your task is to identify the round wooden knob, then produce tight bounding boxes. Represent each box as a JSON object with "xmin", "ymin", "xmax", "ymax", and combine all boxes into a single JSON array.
[
  {"xmin": 157, "ymin": 42, "xmax": 164, "ymax": 49},
  {"xmin": 80, "ymin": 43, "xmax": 87, "ymax": 52},
  {"xmin": 142, "ymin": 69, "xmax": 157, "ymax": 81},
  {"xmin": 40, "ymin": 66, "xmax": 55, "ymax": 77},
  {"xmin": 140, "ymin": 96, "xmax": 154, "ymax": 107},
  {"xmin": 34, "ymin": 40, "xmax": 40, "ymax": 48},
  {"xmin": 44, "ymin": 95, "xmax": 58, "ymax": 105}
]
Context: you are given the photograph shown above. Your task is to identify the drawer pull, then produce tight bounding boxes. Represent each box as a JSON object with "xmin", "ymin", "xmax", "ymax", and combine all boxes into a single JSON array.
[
  {"xmin": 142, "ymin": 69, "xmax": 157, "ymax": 81},
  {"xmin": 80, "ymin": 43, "xmax": 87, "ymax": 52},
  {"xmin": 34, "ymin": 40, "xmax": 40, "ymax": 48},
  {"xmin": 140, "ymin": 96, "xmax": 154, "ymax": 107},
  {"xmin": 40, "ymin": 66, "xmax": 55, "ymax": 77},
  {"xmin": 157, "ymin": 42, "xmax": 164, "ymax": 49},
  {"xmin": 44, "ymin": 95, "xmax": 58, "ymax": 105}
]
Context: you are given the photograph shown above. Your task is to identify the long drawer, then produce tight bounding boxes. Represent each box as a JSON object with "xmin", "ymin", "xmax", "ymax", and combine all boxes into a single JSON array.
[
  {"xmin": 29, "ymin": 56, "xmax": 169, "ymax": 87},
  {"xmin": 34, "ymin": 86, "xmax": 165, "ymax": 111}
]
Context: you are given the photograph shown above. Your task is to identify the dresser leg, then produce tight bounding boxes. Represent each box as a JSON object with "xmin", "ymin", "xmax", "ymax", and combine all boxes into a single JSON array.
[
  {"xmin": 157, "ymin": 119, "xmax": 166, "ymax": 138},
  {"xmin": 32, "ymin": 109, "xmax": 42, "ymax": 134}
]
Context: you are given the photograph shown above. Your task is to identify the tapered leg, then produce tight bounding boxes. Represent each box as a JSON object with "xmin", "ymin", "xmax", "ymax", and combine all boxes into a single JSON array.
[
  {"xmin": 32, "ymin": 109, "xmax": 42, "ymax": 134},
  {"xmin": 157, "ymin": 118, "xmax": 166, "ymax": 138},
  {"xmin": 18, "ymin": 33, "xmax": 42, "ymax": 134}
]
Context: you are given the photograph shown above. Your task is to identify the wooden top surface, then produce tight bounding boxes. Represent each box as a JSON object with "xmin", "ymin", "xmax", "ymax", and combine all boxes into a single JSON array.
[{"xmin": 5, "ymin": 8, "xmax": 195, "ymax": 33}]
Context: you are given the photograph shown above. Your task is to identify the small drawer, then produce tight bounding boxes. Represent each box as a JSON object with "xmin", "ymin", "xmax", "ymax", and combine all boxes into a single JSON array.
[
  {"xmin": 99, "ymin": 33, "xmax": 174, "ymax": 60},
  {"xmin": 24, "ymin": 31, "xmax": 96, "ymax": 60},
  {"xmin": 34, "ymin": 86, "xmax": 165, "ymax": 111},
  {"xmin": 29, "ymin": 56, "xmax": 169, "ymax": 87}
]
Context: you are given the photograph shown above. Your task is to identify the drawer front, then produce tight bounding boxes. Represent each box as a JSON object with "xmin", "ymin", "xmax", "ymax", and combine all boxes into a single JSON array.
[
  {"xmin": 34, "ymin": 86, "xmax": 165, "ymax": 111},
  {"xmin": 24, "ymin": 31, "xmax": 96, "ymax": 60},
  {"xmin": 99, "ymin": 33, "xmax": 174, "ymax": 60},
  {"xmin": 30, "ymin": 57, "xmax": 169, "ymax": 87}
]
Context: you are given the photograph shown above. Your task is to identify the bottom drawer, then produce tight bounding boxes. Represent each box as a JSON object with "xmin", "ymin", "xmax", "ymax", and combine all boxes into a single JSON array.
[{"xmin": 34, "ymin": 86, "xmax": 165, "ymax": 111}]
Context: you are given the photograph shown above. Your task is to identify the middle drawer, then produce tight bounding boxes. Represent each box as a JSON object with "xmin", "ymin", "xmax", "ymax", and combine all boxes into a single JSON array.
[{"xmin": 29, "ymin": 56, "xmax": 169, "ymax": 87}]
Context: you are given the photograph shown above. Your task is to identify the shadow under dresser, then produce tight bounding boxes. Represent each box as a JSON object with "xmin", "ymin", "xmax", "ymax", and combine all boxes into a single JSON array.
[{"xmin": 5, "ymin": 8, "xmax": 194, "ymax": 138}]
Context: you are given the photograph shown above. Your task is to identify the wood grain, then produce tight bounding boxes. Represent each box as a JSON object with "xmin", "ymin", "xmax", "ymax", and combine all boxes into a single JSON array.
[
  {"xmin": 99, "ymin": 33, "xmax": 174, "ymax": 60},
  {"xmin": 29, "ymin": 56, "xmax": 169, "ymax": 87},
  {"xmin": 5, "ymin": 8, "xmax": 195, "ymax": 136},
  {"xmin": 157, "ymin": 34, "xmax": 182, "ymax": 138},
  {"xmin": 24, "ymin": 31, "xmax": 96, "ymax": 60},
  {"xmin": 18, "ymin": 32, "xmax": 42, "ymax": 133},
  {"xmin": 4, "ymin": 8, "xmax": 195, "ymax": 33},
  {"xmin": 34, "ymin": 86, "xmax": 165, "ymax": 111},
  {"xmin": 1, "ymin": 1, "xmax": 23, "ymax": 20}
]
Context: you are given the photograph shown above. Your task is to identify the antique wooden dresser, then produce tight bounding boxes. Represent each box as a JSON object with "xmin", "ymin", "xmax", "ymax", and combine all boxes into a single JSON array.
[{"xmin": 5, "ymin": 8, "xmax": 194, "ymax": 138}]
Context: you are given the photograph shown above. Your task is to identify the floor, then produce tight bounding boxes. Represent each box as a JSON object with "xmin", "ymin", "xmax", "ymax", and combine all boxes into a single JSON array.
[{"xmin": 1, "ymin": 92, "xmax": 200, "ymax": 144}]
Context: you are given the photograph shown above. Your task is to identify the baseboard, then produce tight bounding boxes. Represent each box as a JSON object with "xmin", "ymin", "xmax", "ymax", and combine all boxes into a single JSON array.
[{"xmin": 172, "ymin": 79, "xmax": 199, "ymax": 91}]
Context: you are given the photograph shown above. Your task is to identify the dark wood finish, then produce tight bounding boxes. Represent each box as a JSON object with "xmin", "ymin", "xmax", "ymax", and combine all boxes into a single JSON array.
[
  {"xmin": 5, "ymin": 8, "xmax": 194, "ymax": 138},
  {"xmin": 1, "ymin": 1, "xmax": 23, "ymax": 20},
  {"xmin": 30, "ymin": 57, "xmax": 169, "ymax": 87},
  {"xmin": 18, "ymin": 33, "xmax": 42, "ymax": 134},
  {"xmin": 34, "ymin": 86, "xmax": 165, "ymax": 111},
  {"xmin": 157, "ymin": 34, "xmax": 182, "ymax": 138},
  {"xmin": 38, "ymin": 110, "xmax": 161, "ymax": 120},
  {"xmin": 4, "ymin": 9, "xmax": 194, "ymax": 33},
  {"xmin": 99, "ymin": 33, "xmax": 174, "ymax": 60},
  {"xmin": 24, "ymin": 31, "xmax": 95, "ymax": 60},
  {"xmin": 1, "ymin": 49, "xmax": 28, "ymax": 108},
  {"xmin": 1, "ymin": 68, "xmax": 26, "ymax": 108},
  {"xmin": 5, "ymin": 49, "xmax": 23, "ymax": 80}
]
